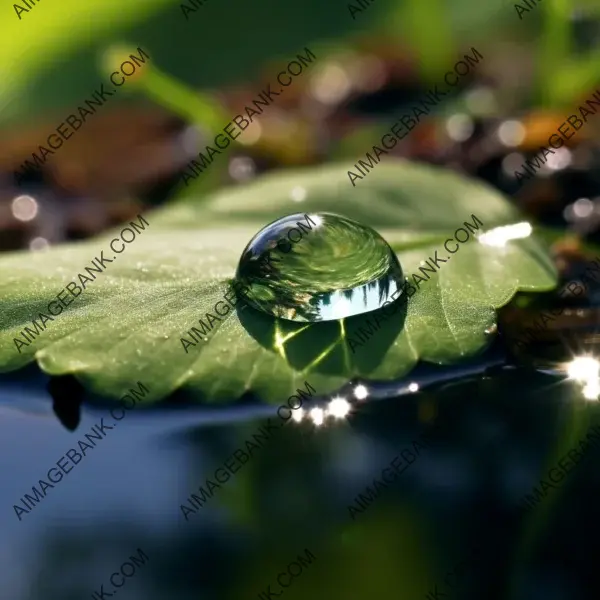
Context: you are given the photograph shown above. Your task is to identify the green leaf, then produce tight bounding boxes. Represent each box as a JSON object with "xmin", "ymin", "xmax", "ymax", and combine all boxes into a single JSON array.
[{"xmin": 0, "ymin": 161, "xmax": 557, "ymax": 404}]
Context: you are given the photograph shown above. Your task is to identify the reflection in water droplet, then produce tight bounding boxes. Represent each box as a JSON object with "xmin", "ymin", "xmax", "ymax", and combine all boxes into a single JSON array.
[{"xmin": 235, "ymin": 212, "xmax": 404, "ymax": 322}]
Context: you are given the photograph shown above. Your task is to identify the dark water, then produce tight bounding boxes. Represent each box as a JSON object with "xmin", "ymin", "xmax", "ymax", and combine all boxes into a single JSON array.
[{"xmin": 1, "ymin": 347, "xmax": 600, "ymax": 600}]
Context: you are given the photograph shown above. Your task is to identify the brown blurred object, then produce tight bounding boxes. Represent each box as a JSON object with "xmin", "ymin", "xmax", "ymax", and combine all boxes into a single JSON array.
[
  {"xmin": 0, "ymin": 106, "xmax": 188, "ymax": 196},
  {"xmin": 552, "ymin": 235, "xmax": 585, "ymax": 271},
  {"xmin": 0, "ymin": 106, "xmax": 194, "ymax": 252},
  {"xmin": 517, "ymin": 178, "xmax": 561, "ymax": 219},
  {"xmin": 519, "ymin": 110, "xmax": 594, "ymax": 150},
  {"xmin": 219, "ymin": 38, "xmax": 426, "ymax": 169}
]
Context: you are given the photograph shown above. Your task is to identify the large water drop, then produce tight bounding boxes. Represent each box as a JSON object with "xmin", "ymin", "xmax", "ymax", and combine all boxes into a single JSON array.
[{"xmin": 235, "ymin": 212, "xmax": 404, "ymax": 322}]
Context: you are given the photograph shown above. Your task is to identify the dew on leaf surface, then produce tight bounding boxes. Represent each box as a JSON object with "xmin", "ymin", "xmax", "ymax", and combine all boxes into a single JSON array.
[{"xmin": 235, "ymin": 212, "xmax": 404, "ymax": 322}]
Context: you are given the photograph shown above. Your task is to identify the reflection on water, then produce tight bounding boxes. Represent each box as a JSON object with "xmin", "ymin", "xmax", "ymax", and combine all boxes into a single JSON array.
[{"xmin": 1, "ymin": 360, "xmax": 599, "ymax": 600}]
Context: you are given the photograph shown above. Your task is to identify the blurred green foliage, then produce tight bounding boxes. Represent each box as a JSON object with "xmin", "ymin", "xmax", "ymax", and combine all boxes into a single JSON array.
[
  {"xmin": 0, "ymin": 0, "xmax": 391, "ymax": 129},
  {"xmin": 539, "ymin": 0, "xmax": 600, "ymax": 106},
  {"xmin": 2, "ymin": 0, "xmax": 600, "ymax": 135}
]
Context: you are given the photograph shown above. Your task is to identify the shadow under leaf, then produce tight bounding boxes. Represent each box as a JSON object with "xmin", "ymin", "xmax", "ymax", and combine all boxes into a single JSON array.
[{"xmin": 237, "ymin": 295, "xmax": 407, "ymax": 377}]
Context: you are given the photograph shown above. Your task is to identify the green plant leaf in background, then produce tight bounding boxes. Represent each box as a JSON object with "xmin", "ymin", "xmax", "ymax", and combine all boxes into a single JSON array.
[
  {"xmin": 0, "ymin": 0, "xmax": 171, "ymax": 126},
  {"xmin": 0, "ymin": 0, "xmax": 395, "ymax": 129},
  {"xmin": 7, "ymin": 0, "xmax": 585, "ymax": 130},
  {"xmin": 0, "ymin": 161, "xmax": 557, "ymax": 405}
]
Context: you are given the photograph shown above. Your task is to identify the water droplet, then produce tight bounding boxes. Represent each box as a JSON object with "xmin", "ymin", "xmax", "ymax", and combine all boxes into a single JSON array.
[{"xmin": 235, "ymin": 212, "xmax": 404, "ymax": 322}]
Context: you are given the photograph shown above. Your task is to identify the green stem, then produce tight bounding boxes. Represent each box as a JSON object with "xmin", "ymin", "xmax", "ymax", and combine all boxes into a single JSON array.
[
  {"xmin": 539, "ymin": 0, "xmax": 571, "ymax": 107},
  {"xmin": 139, "ymin": 65, "xmax": 229, "ymax": 134},
  {"xmin": 404, "ymin": 0, "xmax": 455, "ymax": 82}
]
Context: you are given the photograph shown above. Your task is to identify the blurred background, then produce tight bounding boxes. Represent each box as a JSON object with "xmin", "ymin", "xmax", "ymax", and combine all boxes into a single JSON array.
[{"xmin": 2, "ymin": 0, "xmax": 600, "ymax": 598}]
